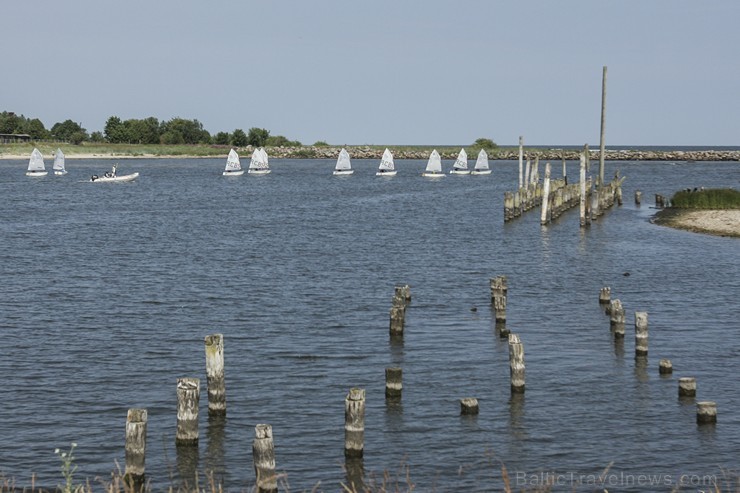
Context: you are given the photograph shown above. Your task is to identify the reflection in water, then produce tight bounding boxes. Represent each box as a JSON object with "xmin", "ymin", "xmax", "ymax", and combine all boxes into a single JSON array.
[
  {"xmin": 205, "ymin": 415, "xmax": 227, "ymax": 487},
  {"xmin": 613, "ymin": 337, "xmax": 625, "ymax": 361},
  {"xmin": 176, "ymin": 444, "xmax": 199, "ymax": 491},
  {"xmin": 509, "ymin": 393, "xmax": 526, "ymax": 439},
  {"xmin": 389, "ymin": 334, "xmax": 404, "ymax": 367},
  {"xmin": 344, "ymin": 457, "xmax": 364, "ymax": 492},
  {"xmin": 634, "ymin": 356, "xmax": 649, "ymax": 382}
]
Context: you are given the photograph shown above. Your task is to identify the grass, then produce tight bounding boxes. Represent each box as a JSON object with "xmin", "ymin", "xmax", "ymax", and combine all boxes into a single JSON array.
[{"xmin": 669, "ymin": 188, "xmax": 740, "ymax": 209}]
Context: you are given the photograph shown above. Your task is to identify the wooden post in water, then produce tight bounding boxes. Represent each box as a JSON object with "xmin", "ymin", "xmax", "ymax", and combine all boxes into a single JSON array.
[
  {"xmin": 389, "ymin": 305, "xmax": 405, "ymax": 337},
  {"xmin": 494, "ymin": 293, "xmax": 507, "ymax": 325},
  {"xmin": 697, "ymin": 401, "xmax": 717, "ymax": 424},
  {"xmin": 659, "ymin": 359, "xmax": 673, "ymax": 375},
  {"xmin": 599, "ymin": 66, "xmax": 607, "ymax": 187},
  {"xmin": 385, "ymin": 367, "xmax": 402, "ymax": 399},
  {"xmin": 562, "ymin": 155, "xmax": 567, "ymax": 184},
  {"xmin": 599, "ymin": 287, "xmax": 611, "ymax": 306},
  {"xmin": 176, "ymin": 378, "xmax": 200, "ymax": 446},
  {"xmin": 540, "ymin": 162, "xmax": 551, "ymax": 225},
  {"xmin": 124, "ymin": 408, "xmax": 147, "ymax": 485},
  {"xmin": 518, "ymin": 136, "xmax": 524, "ymax": 189},
  {"xmin": 395, "ymin": 284, "xmax": 411, "ymax": 304},
  {"xmin": 460, "ymin": 398, "xmax": 479, "ymax": 415},
  {"xmin": 579, "ymin": 153, "xmax": 587, "ymax": 227},
  {"xmin": 635, "ymin": 190, "xmax": 642, "ymax": 205},
  {"xmin": 609, "ymin": 299, "xmax": 625, "ymax": 338},
  {"xmin": 508, "ymin": 333, "xmax": 525, "ymax": 393},
  {"xmin": 344, "ymin": 388, "xmax": 365, "ymax": 458},
  {"xmin": 524, "ymin": 156, "xmax": 532, "ymax": 209},
  {"xmin": 679, "ymin": 377, "xmax": 697, "ymax": 397},
  {"xmin": 253, "ymin": 424, "xmax": 277, "ymax": 493},
  {"xmin": 204, "ymin": 333, "xmax": 226, "ymax": 416},
  {"xmin": 634, "ymin": 312, "xmax": 648, "ymax": 356}
]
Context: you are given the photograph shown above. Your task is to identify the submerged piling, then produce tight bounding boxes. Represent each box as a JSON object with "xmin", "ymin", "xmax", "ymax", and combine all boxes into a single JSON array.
[
  {"xmin": 344, "ymin": 388, "xmax": 365, "ymax": 458},
  {"xmin": 697, "ymin": 401, "xmax": 717, "ymax": 424},
  {"xmin": 253, "ymin": 424, "xmax": 277, "ymax": 493},
  {"xmin": 635, "ymin": 190, "xmax": 642, "ymax": 205},
  {"xmin": 204, "ymin": 333, "xmax": 226, "ymax": 416},
  {"xmin": 385, "ymin": 367, "xmax": 402, "ymax": 399},
  {"xmin": 460, "ymin": 398, "xmax": 479, "ymax": 415},
  {"xmin": 599, "ymin": 287, "xmax": 611, "ymax": 305},
  {"xmin": 124, "ymin": 409, "xmax": 148, "ymax": 484},
  {"xmin": 508, "ymin": 334, "xmax": 525, "ymax": 393},
  {"xmin": 176, "ymin": 378, "xmax": 200, "ymax": 446},
  {"xmin": 659, "ymin": 359, "xmax": 673, "ymax": 375},
  {"xmin": 679, "ymin": 377, "xmax": 697, "ymax": 397}
]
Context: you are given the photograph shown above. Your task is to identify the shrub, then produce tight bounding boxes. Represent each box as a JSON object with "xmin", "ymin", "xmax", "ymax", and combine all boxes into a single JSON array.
[{"xmin": 670, "ymin": 188, "xmax": 740, "ymax": 209}]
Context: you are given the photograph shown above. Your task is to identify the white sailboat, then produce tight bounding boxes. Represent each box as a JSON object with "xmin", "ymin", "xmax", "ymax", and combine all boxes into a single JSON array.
[
  {"xmin": 248, "ymin": 147, "xmax": 271, "ymax": 174},
  {"xmin": 26, "ymin": 148, "xmax": 47, "ymax": 176},
  {"xmin": 422, "ymin": 149, "xmax": 445, "ymax": 178},
  {"xmin": 53, "ymin": 148, "xmax": 67, "ymax": 175},
  {"xmin": 449, "ymin": 148, "xmax": 470, "ymax": 175},
  {"xmin": 471, "ymin": 149, "xmax": 491, "ymax": 175},
  {"xmin": 223, "ymin": 148, "xmax": 244, "ymax": 176},
  {"xmin": 376, "ymin": 148, "xmax": 396, "ymax": 176},
  {"xmin": 333, "ymin": 148, "xmax": 354, "ymax": 175}
]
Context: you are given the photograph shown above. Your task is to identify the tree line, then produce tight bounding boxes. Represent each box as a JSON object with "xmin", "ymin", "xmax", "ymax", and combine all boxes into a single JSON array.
[{"xmin": 0, "ymin": 111, "xmax": 301, "ymax": 148}]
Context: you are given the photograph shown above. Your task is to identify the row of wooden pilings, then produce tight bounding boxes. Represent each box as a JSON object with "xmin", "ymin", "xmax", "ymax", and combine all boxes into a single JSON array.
[{"xmin": 598, "ymin": 287, "xmax": 717, "ymax": 425}]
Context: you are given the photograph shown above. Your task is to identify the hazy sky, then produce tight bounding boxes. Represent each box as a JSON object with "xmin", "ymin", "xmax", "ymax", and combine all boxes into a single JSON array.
[{"xmin": 3, "ymin": 1, "xmax": 738, "ymax": 146}]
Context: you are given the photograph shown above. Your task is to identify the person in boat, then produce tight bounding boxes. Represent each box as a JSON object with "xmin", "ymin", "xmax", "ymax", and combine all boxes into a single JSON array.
[{"xmin": 111, "ymin": 164, "xmax": 117, "ymax": 177}]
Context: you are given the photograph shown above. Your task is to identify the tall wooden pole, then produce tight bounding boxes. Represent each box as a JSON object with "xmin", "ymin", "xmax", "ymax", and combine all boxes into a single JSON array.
[
  {"xmin": 518, "ymin": 136, "xmax": 524, "ymax": 189},
  {"xmin": 599, "ymin": 66, "xmax": 607, "ymax": 186}
]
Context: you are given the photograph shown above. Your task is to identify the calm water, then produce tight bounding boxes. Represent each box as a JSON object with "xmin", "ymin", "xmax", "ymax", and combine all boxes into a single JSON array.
[{"xmin": 0, "ymin": 158, "xmax": 738, "ymax": 492}]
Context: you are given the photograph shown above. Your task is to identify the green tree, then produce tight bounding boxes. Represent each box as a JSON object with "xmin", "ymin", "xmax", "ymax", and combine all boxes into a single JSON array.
[
  {"xmin": 160, "ymin": 130, "xmax": 185, "ymax": 145},
  {"xmin": 473, "ymin": 137, "xmax": 497, "ymax": 150},
  {"xmin": 0, "ymin": 111, "xmax": 23, "ymax": 134},
  {"xmin": 51, "ymin": 120, "xmax": 88, "ymax": 142},
  {"xmin": 89, "ymin": 131, "xmax": 105, "ymax": 143},
  {"xmin": 313, "ymin": 140, "xmax": 329, "ymax": 147},
  {"xmin": 161, "ymin": 117, "xmax": 210, "ymax": 144},
  {"xmin": 231, "ymin": 129, "xmax": 248, "ymax": 146},
  {"xmin": 266, "ymin": 135, "xmax": 301, "ymax": 147},
  {"xmin": 214, "ymin": 131, "xmax": 230, "ymax": 145},
  {"xmin": 104, "ymin": 116, "xmax": 128, "ymax": 143},
  {"xmin": 24, "ymin": 118, "xmax": 49, "ymax": 139},
  {"xmin": 247, "ymin": 127, "xmax": 270, "ymax": 147}
]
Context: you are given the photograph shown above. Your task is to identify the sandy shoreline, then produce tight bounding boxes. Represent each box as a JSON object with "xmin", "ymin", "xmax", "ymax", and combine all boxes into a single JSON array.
[
  {"xmin": 0, "ymin": 153, "xmax": 207, "ymax": 160},
  {"xmin": 652, "ymin": 209, "xmax": 740, "ymax": 238}
]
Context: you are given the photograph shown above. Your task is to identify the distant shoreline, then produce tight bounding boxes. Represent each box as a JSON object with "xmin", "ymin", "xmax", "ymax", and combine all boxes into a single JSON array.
[{"xmin": 1, "ymin": 145, "xmax": 739, "ymax": 161}]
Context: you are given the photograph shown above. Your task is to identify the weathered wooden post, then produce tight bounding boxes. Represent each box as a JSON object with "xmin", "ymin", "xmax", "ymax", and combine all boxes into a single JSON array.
[
  {"xmin": 678, "ymin": 377, "xmax": 697, "ymax": 397},
  {"xmin": 696, "ymin": 401, "xmax": 717, "ymax": 424},
  {"xmin": 659, "ymin": 359, "xmax": 673, "ymax": 375},
  {"xmin": 579, "ymin": 153, "xmax": 587, "ymax": 227},
  {"xmin": 540, "ymin": 162, "xmax": 551, "ymax": 225},
  {"xmin": 490, "ymin": 275, "xmax": 507, "ymax": 303},
  {"xmin": 634, "ymin": 312, "xmax": 648, "ymax": 356},
  {"xmin": 503, "ymin": 191, "xmax": 513, "ymax": 221},
  {"xmin": 508, "ymin": 334, "xmax": 525, "ymax": 393},
  {"xmin": 176, "ymin": 378, "xmax": 200, "ymax": 446},
  {"xmin": 513, "ymin": 190, "xmax": 521, "ymax": 217},
  {"xmin": 253, "ymin": 424, "xmax": 277, "ymax": 493},
  {"xmin": 518, "ymin": 136, "xmax": 524, "ymax": 189},
  {"xmin": 389, "ymin": 305, "xmax": 405, "ymax": 337},
  {"xmin": 635, "ymin": 190, "xmax": 642, "ymax": 205},
  {"xmin": 609, "ymin": 300, "xmax": 625, "ymax": 338},
  {"xmin": 385, "ymin": 367, "xmax": 402, "ymax": 399},
  {"xmin": 460, "ymin": 397, "xmax": 479, "ymax": 415},
  {"xmin": 524, "ymin": 157, "xmax": 532, "ymax": 208},
  {"xmin": 562, "ymin": 156, "xmax": 567, "ymax": 184},
  {"xmin": 494, "ymin": 293, "xmax": 507, "ymax": 325},
  {"xmin": 204, "ymin": 334, "xmax": 226, "ymax": 416},
  {"xmin": 599, "ymin": 287, "xmax": 611, "ymax": 306},
  {"xmin": 394, "ymin": 284, "xmax": 411, "ymax": 304},
  {"xmin": 344, "ymin": 388, "xmax": 365, "ymax": 458},
  {"xmin": 124, "ymin": 408, "xmax": 147, "ymax": 485},
  {"xmin": 599, "ymin": 65, "xmax": 607, "ymax": 187}
]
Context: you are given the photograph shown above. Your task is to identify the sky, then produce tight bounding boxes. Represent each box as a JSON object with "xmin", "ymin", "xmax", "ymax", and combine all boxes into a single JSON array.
[{"xmin": 2, "ymin": 0, "xmax": 739, "ymax": 146}]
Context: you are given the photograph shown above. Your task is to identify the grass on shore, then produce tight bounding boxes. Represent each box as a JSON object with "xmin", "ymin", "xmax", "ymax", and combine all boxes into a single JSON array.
[{"xmin": 670, "ymin": 188, "xmax": 740, "ymax": 209}]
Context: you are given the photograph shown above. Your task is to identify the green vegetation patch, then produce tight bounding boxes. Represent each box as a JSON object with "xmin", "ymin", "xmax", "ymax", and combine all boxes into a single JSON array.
[{"xmin": 670, "ymin": 188, "xmax": 740, "ymax": 209}]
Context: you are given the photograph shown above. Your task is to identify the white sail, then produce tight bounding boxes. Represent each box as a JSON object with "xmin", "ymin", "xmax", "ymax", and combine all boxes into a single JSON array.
[
  {"xmin": 452, "ymin": 148, "xmax": 468, "ymax": 170},
  {"xmin": 474, "ymin": 149, "xmax": 489, "ymax": 170},
  {"xmin": 28, "ymin": 148, "xmax": 45, "ymax": 172},
  {"xmin": 260, "ymin": 148, "xmax": 269, "ymax": 168},
  {"xmin": 224, "ymin": 149, "xmax": 241, "ymax": 172},
  {"xmin": 335, "ymin": 148, "xmax": 352, "ymax": 171},
  {"xmin": 378, "ymin": 148, "xmax": 395, "ymax": 171},
  {"xmin": 425, "ymin": 149, "xmax": 442, "ymax": 173},
  {"xmin": 53, "ymin": 148, "xmax": 66, "ymax": 174},
  {"xmin": 250, "ymin": 148, "xmax": 269, "ymax": 170}
]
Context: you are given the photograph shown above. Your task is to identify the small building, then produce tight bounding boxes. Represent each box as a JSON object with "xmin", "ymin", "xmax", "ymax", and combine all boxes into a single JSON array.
[{"xmin": 0, "ymin": 133, "xmax": 31, "ymax": 143}]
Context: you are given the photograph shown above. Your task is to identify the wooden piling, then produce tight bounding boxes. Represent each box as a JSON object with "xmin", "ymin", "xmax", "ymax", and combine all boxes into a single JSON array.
[
  {"xmin": 634, "ymin": 312, "xmax": 648, "ymax": 356},
  {"xmin": 494, "ymin": 294, "xmax": 507, "ymax": 323},
  {"xmin": 659, "ymin": 359, "xmax": 673, "ymax": 375},
  {"xmin": 460, "ymin": 398, "xmax": 479, "ymax": 415},
  {"xmin": 609, "ymin": 300, "xmax": 625, "ymax": 338},
  {"xmin": 696, "ymin": 401, "xmax": 717, "ymax": 424},
  {"xmin": 344, "ymin": 388, "xmax": 365, "ymax": 458},
  {"xmin": 389, "ymin": 305, "xmax": 405, "ymax": 336},
  {"xmin": 599, "ymin": 66, "xmax": 607, "ymax": 186},
  {"xmin": 579, "ymin": 153, "xmax": 587, "ymax": 227},
  {"xmin": 540, "ymin": 162, "xmax": 551, "ymax": 225},
  {"xmin": 176, "ymin": 378, "xmax": 200, "ymax": 446},
  {"xmin": 124, "ymin": 408, "xmax": 147, "ymax": 484},
  {"xmin": 252, "ymin": 424, "xmax": 277, "ymax": 493},
  {"xmin": 562, "ymin": 156, "xmax": 567, "ymax": 184},
  {"xmin": 518, "ymin": 136, "xmax": 524, "ymax": 189},
  {"xmin": 394, "ymin": 284, "xmax": 411, "ymax": 304},
  {"xmin": 204, "ymin": 334, "xmax": 226, "ymax": 416},
  {"xmin": 678, "ymin": 377, "xmax": 696, "ymax": 397},
  {"xmin": 635, "ymin": 190, "xmax": 642, "ymax": 205},
  {"xmin": 508, "ymin": 334, "xmax": 525, "ymax": 393},
  {"xmin": 599, "ymin": 287, "xmax": 611, "ymax": 305},
  {"xmin": 385, "ymin": 367, "xmax": 402, "ymax": 399}
]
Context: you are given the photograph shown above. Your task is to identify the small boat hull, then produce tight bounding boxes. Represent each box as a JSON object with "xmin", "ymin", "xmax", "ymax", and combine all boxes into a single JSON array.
[
  {"xmin": 376, "ymin": 170, "xmax": 397, "ymax": 177},
  {"xmin": 422, "ymin": 172, "xmax": 445, "ymax": 178},
  {"xmin": 54, "ymin": 170, "xmax": 68, "ymax": 176},
  {"xmin": 333, "ymin": 169, "xmax": 354, "ymax": 176},
  {"xmin": 90, "ymin": 172, "xmax": 139, "ymax": 183},
  {"xmin": 26, "ymin": 170, "xmax": 48, "ymax": 177},
  {"xmin": 223, "ymin": 170, "xmax": 244, "ymax": 176},
  {"xmin": 450, "ymin": 169, "xmax": 470, "ymax": 175},
  {"xmin": 471, "ymin": 169, "xmax": 492, "ymax": 175},
  {"xmin": 248, "ymin": 169, "xmax": 271, "ymax": 175}
]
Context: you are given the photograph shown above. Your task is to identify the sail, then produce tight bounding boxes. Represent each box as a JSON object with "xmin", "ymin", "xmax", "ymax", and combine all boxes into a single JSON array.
[
  {"xmin": 250, "ymin": 148, "xmax": 269, "ymax": 170},
  {"xmin": 225, "ymin": 149, "xmax": 241, "ymax": 171},
  {"xmin": 378, "ymin": 148, "xmax": 394, "ymax": 171},
  {"xmin": 53, "ymin": 148, "xmax": 65, "ymax": 172},
  {"xmin": 335, "ymin": 148, "xmax": 352, "ymax": 171},
  {"xmin": 260, "ymin": 148, "xmax": 269, "ymax": 168},
  {"xmin": 474, "ymin": 149, "xmax": 489, "ymax": 170},
  {"xmin": 453, "ymin": 148, "xmax": 468, "ymax": 170},
  {"xmin": 425, "ymin": 149, "xmax": 442, "ymax": 173},
  {"xmin": 28, "ymin": 148, "xmax": 45, "ymax": 172}
]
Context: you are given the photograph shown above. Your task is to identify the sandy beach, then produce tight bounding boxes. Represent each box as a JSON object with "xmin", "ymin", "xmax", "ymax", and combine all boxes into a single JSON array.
[{"xmin": 653, "ymin": 209, "xmax": 740, "ymax": 238}]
